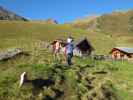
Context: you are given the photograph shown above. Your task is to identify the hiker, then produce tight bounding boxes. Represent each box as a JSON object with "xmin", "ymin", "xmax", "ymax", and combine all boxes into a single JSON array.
[
  {"xmin": 65, "ymin": 37, "xmax": 74, "ymax": 66},
  {"xmin": 53, "ymin": 39, "xmax": 61, "ymax": 62}
]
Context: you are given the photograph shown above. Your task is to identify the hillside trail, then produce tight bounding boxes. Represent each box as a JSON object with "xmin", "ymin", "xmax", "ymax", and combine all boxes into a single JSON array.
[
  {"xmin": 22, "ymin": 47, "xmax": 119, "ymax": 100},
  {"xmin": 31, "ymin": 62, "xmax": 118, "ymax": 99}
]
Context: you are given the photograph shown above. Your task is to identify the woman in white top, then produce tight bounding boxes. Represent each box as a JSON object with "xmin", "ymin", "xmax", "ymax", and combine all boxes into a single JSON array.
[{"xmin": 53, "ymin": 40, "xmax": 61, "ymax": 62}]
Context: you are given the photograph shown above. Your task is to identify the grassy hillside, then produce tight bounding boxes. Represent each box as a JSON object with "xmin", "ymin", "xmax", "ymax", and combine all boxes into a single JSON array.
[
  {"xmin": 0, "ymin": 48, "xmax": 133, "ymax": 100},
  {"xmin": 0, "ymin": 21, "xmax": 132, "ymax": 54},
  {"xmin": 96, "ymin": 11, "xmax": 133, "ymax": 35},
  {"xmin": 0, "ymin": 21, "xmax": 84, "ymax": 50},
  {"xmin": 0, "ymin": 21, "xmax": 133, "ymax": 100},
  {"xmin": 72, "ymin": 10, "xmax": 133, "ymax": 35}
]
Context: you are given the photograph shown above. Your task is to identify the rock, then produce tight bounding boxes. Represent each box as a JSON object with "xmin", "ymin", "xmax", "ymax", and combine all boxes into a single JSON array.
[{"xmin": 0, "ymin": 48, "xmax": 28, "ymax": 61}]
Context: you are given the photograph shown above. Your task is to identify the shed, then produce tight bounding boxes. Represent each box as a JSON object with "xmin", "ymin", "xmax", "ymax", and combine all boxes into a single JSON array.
[
  {"xmin": 110, "ymin": 47, "xmax": 133, "ymax": 59},
  {"xmin": 73, "ymin": 38, "xmax": 94, "ymax": 57}
]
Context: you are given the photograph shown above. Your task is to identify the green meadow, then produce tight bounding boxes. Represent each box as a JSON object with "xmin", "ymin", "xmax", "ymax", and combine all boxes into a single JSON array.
[{"xmin": 0, "ymin": 21, "xmax": 133, "ymax": 100}]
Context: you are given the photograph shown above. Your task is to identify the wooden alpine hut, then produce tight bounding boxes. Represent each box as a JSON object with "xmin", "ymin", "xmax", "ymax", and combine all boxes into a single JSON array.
[
  {"xmin": 110, "ymin": 47, "xmax": 133, "ymax": 59},
  {"xmin": 73, "ymin": 38, "xmax": 94, "ymax": 57}
]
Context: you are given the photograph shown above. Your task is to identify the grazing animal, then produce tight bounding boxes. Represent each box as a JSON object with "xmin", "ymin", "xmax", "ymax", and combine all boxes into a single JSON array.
[{"xmin": 19, "ymin": 72, "xmax": 55, "ymax": 89}]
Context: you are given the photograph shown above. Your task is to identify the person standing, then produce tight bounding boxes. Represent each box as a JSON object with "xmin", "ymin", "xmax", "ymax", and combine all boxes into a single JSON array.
[
  {"xmin": 65, "ymin": 37, "xmax": 74, "ymax": 66},
  {"xmin": 53, "ymin": 40, "xmax": 61, "ymax": 62}
]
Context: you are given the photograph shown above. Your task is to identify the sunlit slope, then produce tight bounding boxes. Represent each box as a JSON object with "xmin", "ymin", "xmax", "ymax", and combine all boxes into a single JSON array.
[
  {"xmin": 72, "ymin": 10, "xmax": 133, "ymax": 36},
  {"xmin": 0, "ymin": 21, "xmax": 132, "ymax": 54}
]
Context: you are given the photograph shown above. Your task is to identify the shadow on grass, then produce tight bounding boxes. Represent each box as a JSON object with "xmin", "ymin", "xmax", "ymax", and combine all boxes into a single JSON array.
[
  {"xmin": 43, "ymin": 88, "xmax": 64, "ymax": 100},
  {"xmin": 23, "ymin": 78, "xmax": 55, "ymax": 97}
]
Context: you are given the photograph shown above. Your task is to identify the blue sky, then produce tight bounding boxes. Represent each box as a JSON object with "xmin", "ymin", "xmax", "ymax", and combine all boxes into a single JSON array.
[{"xmin": 0, "ymin": 0, "xmax": 133, "ymax": 23}]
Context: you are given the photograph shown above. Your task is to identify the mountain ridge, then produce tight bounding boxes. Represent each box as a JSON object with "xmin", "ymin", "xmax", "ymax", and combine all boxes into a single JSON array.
[{"xmin": 0, "ymin": 6, "xmax": 28, "ymax": 21}]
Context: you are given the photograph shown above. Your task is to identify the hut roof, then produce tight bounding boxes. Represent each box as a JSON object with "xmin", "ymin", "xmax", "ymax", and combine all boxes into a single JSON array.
[
  {"xmin": 75, "ymin": 38, "xmax": 94, "ymax": 51},
  {"xmin": 110, "ymin": 47, "xmax": 133, "ymax": 54}
]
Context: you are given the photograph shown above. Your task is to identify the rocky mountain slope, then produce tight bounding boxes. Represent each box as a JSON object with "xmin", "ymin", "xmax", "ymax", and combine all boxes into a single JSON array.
[{"xmin": 0, "ymin": 6, "xmax": 28, "ymax": 21}]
